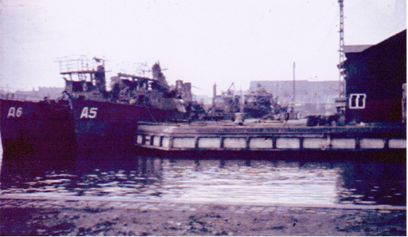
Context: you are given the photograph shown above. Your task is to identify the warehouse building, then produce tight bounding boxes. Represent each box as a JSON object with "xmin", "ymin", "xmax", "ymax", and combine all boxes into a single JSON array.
[{"xmin": 343, "ymin": 30, "xmax": 406, "ymax": 124}]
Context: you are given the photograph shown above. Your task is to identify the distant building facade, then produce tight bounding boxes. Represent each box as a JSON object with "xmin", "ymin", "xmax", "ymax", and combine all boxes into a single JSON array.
[
  {"xmin": 249, "ymin": 80, "xmax": 338, "ymax": 115},
  {"xmin": 343, "ymin": 30, "xmax": 406, "ymax": 123},
  {"xmin": 0, "ymin": 87, "xmax": 64, "ymax": 101}
]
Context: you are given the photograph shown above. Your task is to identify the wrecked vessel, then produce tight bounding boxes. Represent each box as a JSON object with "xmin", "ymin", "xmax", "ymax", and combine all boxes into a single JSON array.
[{"xmin": 59, "ymin": 57, "xmax": 188, "ymax": 150}]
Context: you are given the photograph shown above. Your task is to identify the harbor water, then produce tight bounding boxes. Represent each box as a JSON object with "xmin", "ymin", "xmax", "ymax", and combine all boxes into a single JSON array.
[{"xmin": 0, "ymin": 144, "xmax": 405, "ymax": 207}]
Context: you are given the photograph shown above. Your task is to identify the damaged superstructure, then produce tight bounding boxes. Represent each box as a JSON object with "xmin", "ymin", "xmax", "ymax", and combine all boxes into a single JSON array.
[{"xmin": 57, "ymin": 56, "xmax": 190, "ymax": 150}]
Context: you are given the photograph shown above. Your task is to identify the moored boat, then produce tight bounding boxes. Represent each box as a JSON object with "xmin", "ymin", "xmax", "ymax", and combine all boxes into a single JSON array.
[
  {"xmin": 59, "ymin": 57, "xmax": 188, "ymax": 151},
  {"xmin": 0, "ymin": 97, "xmax": 76, "ymax": 156}
]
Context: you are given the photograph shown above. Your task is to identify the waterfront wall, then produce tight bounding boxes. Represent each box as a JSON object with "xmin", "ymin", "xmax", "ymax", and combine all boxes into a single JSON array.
[{"xmin": 134, "ymin": 123, "xmax": 406, "ymax": 152}]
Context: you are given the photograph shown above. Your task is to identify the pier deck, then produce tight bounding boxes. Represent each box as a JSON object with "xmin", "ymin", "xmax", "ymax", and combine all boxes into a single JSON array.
[{"xmin": 134, "ymin": 121, "xmax": 406, "ymax": 152}]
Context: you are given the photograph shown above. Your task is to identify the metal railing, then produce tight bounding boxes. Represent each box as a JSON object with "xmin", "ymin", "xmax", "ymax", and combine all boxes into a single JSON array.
[{"xmin": 56, "ymin": 56, "xmax": 101, "ymax": 73}]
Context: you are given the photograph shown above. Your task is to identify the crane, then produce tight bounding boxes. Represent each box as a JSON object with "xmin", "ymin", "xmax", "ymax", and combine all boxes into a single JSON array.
[
  {"xmin": 338, "ymin": 0, "xmax": 345, "ymax": 98},
  {"xmin": 334, "ymin": 0, "xmax": 347, "ymax": 124}
]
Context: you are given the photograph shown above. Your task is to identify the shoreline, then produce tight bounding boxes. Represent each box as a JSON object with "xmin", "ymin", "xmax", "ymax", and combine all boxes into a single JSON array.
[
  {"xmin": 0, "ymin": 194, "xmax": 406, "ymax": 211},
  {"xmin": 0, "ymin": 197, "xmax": 406, "ymax": 235}
]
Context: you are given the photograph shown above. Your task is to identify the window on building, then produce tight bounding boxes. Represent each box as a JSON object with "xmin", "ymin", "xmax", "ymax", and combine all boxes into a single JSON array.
[{"xmin": 349, "ymin": 93, "xmax": 366, "ymax": 109}]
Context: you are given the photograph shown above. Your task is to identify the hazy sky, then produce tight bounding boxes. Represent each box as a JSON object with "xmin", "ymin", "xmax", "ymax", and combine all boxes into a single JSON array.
[{"xmin": 0, "ymin": 0, "xmax": 406, "ymax": 96}]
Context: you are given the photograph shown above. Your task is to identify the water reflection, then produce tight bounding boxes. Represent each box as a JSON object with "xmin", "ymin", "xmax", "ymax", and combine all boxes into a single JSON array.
[
  {"xmin": 159, "ymin": 159, "xmax": 341, "ymax": 204},
  {"xmin": 0, "ymin": 151, "xmax": 405, "ymax": 206}
]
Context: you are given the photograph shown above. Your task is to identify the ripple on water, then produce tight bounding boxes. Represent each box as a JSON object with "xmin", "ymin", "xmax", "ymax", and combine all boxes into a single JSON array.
[{"xmin": 0, "ymin": 155, "xmax": 405, "ymax": 207}]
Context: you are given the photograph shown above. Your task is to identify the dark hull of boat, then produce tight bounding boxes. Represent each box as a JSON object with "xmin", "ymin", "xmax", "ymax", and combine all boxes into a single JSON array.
[
  {"xmin": 72, "ymin": 100, "xmax": 184, "ymax": 151},
  {"xmin": 0, "ymin": 99, "xmax": 76, "ymax": 157}
]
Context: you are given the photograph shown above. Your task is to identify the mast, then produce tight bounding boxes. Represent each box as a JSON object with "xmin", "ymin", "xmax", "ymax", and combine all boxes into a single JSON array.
[
  {"xmin": 334, "ymin": 0, "xmax": 347, "ymax": 121},
  {"xmin": 292, "ymin": 61, "xmax": 296, "ymax": 112},
  {"xmin": 338, "ymin": 0, "xmax": 345, "ymax": 98}
]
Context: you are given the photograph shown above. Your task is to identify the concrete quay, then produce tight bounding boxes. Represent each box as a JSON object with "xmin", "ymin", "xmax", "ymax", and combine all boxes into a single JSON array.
[{"xmin": 134, "ymin": 121, "xmax": 406, "ymax": 152}]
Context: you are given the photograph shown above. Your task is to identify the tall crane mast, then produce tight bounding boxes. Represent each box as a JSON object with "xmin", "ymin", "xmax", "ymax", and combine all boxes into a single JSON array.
[
  {"xmin": 335, "ymin": 0, "xmax": 347, "ymax": 122},
  {"xmin": 292, "ymin": 61, "xmax": 296, "ymax": 112},
  {"xmin": 338, "ymin": 0, "xmax": 345, "ymax": 98}
]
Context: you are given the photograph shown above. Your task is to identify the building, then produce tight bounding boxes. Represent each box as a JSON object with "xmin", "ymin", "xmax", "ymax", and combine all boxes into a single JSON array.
[
  {"xmin": 0, "ymin": 87, "xmax": 64, "ymax": 101},
  {"xmin": 249, "ymin": 80, "xmax": 338, "ymax": 115},
  {"xmin": 343, "ymin": 30, "xmax": 406, "ymax": 123}
]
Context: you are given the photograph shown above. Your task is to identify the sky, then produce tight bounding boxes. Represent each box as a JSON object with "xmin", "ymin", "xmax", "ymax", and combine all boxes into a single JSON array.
[{"xmin": 0, "ymin": 0, "xmax": 406, "ymax": 96}]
